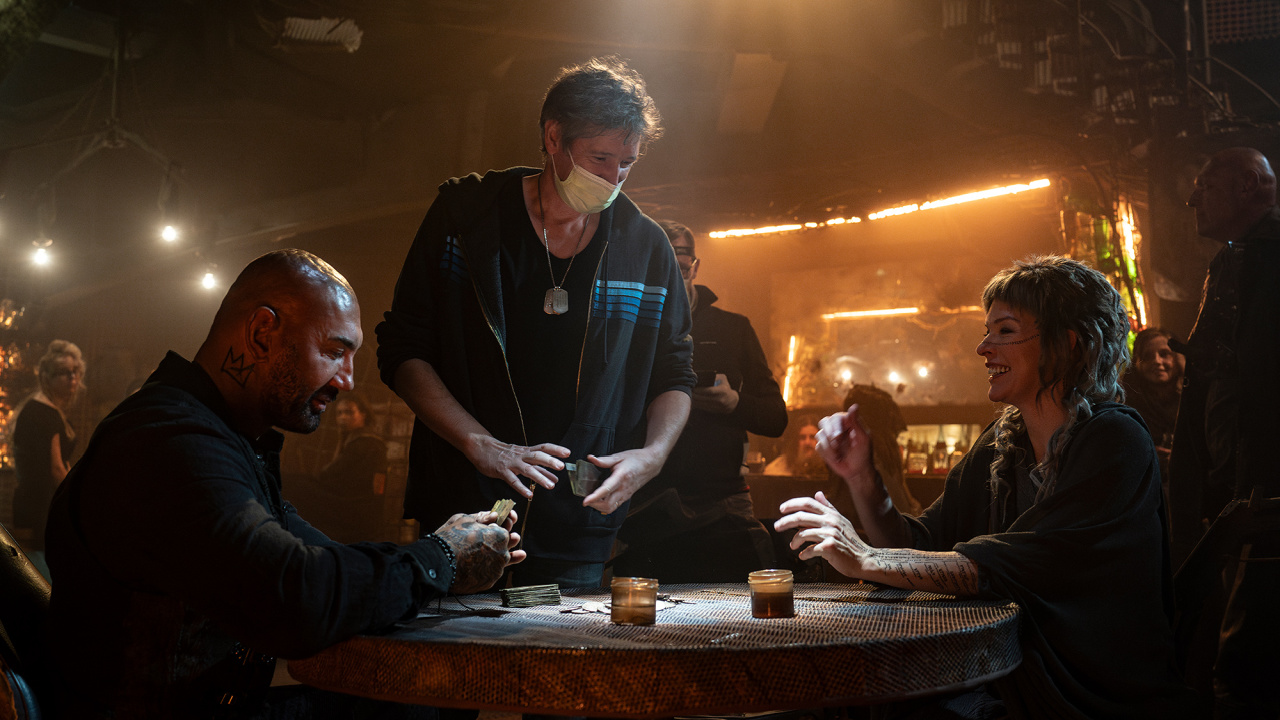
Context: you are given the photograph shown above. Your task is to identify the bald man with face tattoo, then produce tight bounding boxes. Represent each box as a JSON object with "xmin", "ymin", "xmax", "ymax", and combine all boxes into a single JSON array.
[{"xmin": 43, "ymin": 249, "xmax": 521, "ymax": 720}]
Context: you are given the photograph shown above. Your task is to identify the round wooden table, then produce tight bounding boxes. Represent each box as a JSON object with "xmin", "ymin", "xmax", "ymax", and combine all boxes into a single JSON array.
[{"xmin": 288, "ymin": 583, "xmax": 1021, "ymax": 718}]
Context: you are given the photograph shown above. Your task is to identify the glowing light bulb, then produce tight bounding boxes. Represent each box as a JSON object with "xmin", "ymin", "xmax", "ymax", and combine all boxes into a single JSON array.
[
  {"xmin": 161, "ymin": 225, "xmax": 179, "ymax": 242},
  {"xmin": 839, "ymin": 368, "xmax": 853, "ymax": 382},
  {"xmin": 917, "ymin": 367, "xmax": 929, "ymax": 378},
  {"xmin": 201, "ymin": 272, "xmax": 217, "ymax": 289},
  {"xmin": 888, "ymin": 371, "xmax": 902, "ymax": 384},
  {"xmin": 32, "ymin": 248, "xmax": 50, "ymax": 266}
]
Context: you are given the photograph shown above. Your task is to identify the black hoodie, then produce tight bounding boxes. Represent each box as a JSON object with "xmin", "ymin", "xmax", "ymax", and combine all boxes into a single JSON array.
[{"xmin": 377, "ymin": 167, "xmax": 694, "ymax": 563}]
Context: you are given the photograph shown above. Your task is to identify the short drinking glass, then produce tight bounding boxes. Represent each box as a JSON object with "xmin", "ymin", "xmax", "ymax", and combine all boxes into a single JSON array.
[
  {"xmin": 748, "ymin": 569, "xmax": 795, "ymax": 618},
  {"xmin": 610, "ymin": 577, "xmax": 658, "ymax": 625}
]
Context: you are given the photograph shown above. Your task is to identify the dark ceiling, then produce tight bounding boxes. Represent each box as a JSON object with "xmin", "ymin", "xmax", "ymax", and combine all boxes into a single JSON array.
[{"xmin": 0, "ymin": 0, "xmax": 1277, "ymax": 325}]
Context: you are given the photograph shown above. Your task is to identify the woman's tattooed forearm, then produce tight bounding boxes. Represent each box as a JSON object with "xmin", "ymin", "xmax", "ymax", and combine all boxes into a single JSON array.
[{"xmin": 869, "ymin": 549, "xmax": 980, "ymax": 595}]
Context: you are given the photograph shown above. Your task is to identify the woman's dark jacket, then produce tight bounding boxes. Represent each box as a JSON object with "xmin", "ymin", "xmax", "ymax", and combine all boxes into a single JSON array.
[{"xmin": 908, "ymin": 403, "xmax": 1197, "ymax": 719}]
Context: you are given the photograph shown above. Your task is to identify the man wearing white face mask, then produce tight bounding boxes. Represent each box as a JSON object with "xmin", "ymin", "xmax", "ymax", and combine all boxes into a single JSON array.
[{"xmin": 377, "ymin": 56, "xmax": 694, "ymax": 587}]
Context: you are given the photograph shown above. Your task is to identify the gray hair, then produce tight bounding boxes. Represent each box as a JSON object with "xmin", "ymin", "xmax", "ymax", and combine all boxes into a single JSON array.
[
  {"xmin": 37, "ymin": 339, "xmax": 85, "ymax": 395},
  {"xmin": 539, "ymin": 56, "xmax": 663, "ymax": 153},
  {"xmin": 982, "ymin": 255, "xmax": 1131, "ymax": 502}
]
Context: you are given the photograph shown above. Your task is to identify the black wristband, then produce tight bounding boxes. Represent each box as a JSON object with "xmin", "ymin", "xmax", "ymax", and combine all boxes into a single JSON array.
[{"xmin": 421, "ymin": 533, "xmax": 458, "ymax": 583}]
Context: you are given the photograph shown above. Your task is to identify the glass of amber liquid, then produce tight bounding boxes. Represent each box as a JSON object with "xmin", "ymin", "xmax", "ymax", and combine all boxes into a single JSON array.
[
  {"xmin": 749, "ymin": 569, "xmax": 795, "ymax": 618},
  {"xmin": 610, "ymin": 577, "xmax": 658, "ymax": 625}
]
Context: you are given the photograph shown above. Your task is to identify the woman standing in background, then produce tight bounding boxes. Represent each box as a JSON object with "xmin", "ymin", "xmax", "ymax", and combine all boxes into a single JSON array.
[
  {"xmin": 13, "ymin": 340, "xmax": 84, "ymax": 557},
  {"xmin": 1122, "ymin": 327, "xmax": 1184, "ymax": 483}
]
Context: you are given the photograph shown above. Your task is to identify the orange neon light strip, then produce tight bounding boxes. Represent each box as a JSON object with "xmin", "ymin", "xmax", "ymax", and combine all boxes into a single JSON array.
[
  {"xmin": 709, "ymin": 178, "xmax": 1050, "ymax": 239},
  {"xmin": 821, "ymin": 307, "xmax": 919, "ymax": 320}
]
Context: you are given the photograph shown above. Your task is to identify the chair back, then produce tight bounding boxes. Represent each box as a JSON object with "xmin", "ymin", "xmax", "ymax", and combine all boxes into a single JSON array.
[{"xmin": 0, "ymin": 523, "xmax": 50, "ymax": 720}]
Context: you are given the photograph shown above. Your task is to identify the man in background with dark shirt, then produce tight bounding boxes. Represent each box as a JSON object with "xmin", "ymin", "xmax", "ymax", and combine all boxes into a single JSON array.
[
  {"xmin": 44, "ymin": 249, "xmax": 521, "ymax": 719},
  {"xmin": 1169, "ymin": 146, "xmax": 1280, "ymax": 718},
  {"xmin": 614, "ymin": 220, "xmax": 788, "ymax": 581}
]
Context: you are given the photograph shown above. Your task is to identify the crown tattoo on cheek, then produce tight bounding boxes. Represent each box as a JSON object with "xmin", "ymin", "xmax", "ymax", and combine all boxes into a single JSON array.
[{"xmin": 220, "ymin": 347, "xmax": 256, "ymax": 388}]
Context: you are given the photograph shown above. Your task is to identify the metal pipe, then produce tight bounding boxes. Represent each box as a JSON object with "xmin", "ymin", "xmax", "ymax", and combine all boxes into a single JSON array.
[{"xmin": 1202, "ymin": 0, "xmax": 1211, "ymax": 85}]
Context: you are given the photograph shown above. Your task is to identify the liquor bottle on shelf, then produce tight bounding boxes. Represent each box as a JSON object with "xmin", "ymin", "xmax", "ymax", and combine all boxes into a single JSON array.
[
  {"xmin": 928, "ymin": 441, "xmax": 949, "ymax": 474},
  {"xmin": 906, "ymin": 440, "xmax": 928, "ymax": 474}
]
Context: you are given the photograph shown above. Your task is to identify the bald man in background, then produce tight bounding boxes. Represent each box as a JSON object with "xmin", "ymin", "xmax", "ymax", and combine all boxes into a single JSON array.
[
  {"xmin": 43, "ymin": 249, "xmax": 520, "ymax": 719},
  {"xmin": 1169, "ymin": 147, "xmax": 1280, "ymax": 718}
]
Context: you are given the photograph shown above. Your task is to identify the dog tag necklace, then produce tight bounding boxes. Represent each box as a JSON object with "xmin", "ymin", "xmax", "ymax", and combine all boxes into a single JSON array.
[{"xmin": 538, "ymin": 178, "xmax": 588, "ymax": 315}]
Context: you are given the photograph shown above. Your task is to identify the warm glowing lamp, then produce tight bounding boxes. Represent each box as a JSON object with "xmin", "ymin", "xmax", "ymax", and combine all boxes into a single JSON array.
[
  {"xmin": 822, "ymin": 307, "xmax": 919, "ymax": 320},
  {"xmin": 782, "ymin": 335, "xmax": 798, "ymax": 406},
  {"xmin": 201, "ymin": 272, "xmax": 217, "ymax": 289},
  {"xmin": 31, "ymin": 237, "xmax": 52, "ymax": 266},
  {"xmin": 709, "ymin": 177, "xmax": 1052, "ymax": 238},
  {"xmin": 162, "ymin": 225, "xmax": 179, "ymax": 242}
]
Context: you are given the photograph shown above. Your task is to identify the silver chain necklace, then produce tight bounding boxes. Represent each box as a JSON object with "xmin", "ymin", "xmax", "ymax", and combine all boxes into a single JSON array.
[{"xmin": 537, "ymin": 177, "xmax": 589, "ymax": 315}]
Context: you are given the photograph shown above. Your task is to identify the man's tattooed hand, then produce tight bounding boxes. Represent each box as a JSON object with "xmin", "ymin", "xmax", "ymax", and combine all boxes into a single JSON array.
[{"xmin": 434, "ymin": 511, "xmax": 520, "ymax": 594}]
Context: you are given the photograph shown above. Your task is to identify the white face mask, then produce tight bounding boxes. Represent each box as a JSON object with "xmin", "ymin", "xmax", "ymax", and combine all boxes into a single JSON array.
[{"xmin": 551, "ymin": 151, "xmax": 623, "ymax": 214}]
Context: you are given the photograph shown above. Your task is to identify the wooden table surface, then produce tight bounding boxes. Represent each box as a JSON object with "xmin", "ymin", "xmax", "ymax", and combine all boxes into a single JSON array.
[{"xmin": 288, "ymin": 583, "xmax": 1021, "ymax": 717}]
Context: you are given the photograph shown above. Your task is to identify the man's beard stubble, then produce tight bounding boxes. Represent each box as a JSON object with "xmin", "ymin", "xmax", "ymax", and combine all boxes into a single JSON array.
[{"xmin": 265, "ymin": 344, "xmax": 336, "ymax": 434}]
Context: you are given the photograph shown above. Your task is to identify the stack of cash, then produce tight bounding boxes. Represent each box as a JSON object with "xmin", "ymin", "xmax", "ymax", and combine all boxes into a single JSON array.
[
  {"xmin": 499, "ymin": 584, "xmax": 562, "ymax": 608},
  {"xmin": 491, "ymin": 498, "xmax": 515, "ymax": 524}
]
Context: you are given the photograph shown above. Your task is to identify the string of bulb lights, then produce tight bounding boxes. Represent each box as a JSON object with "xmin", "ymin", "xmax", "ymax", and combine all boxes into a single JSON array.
[
  {"xmin": 12, "ymin": 12, "xmax": 218, "ymax": 292},
  {"xmin": 26, "ymin": 224, "xmax": 221, "ymax": 291}
]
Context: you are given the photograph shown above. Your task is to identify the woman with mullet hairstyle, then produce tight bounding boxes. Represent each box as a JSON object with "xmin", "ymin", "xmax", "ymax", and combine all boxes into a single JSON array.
[{"xmin": 777, "ymin": 256, "xmax": 1200, "ymax": 718}]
